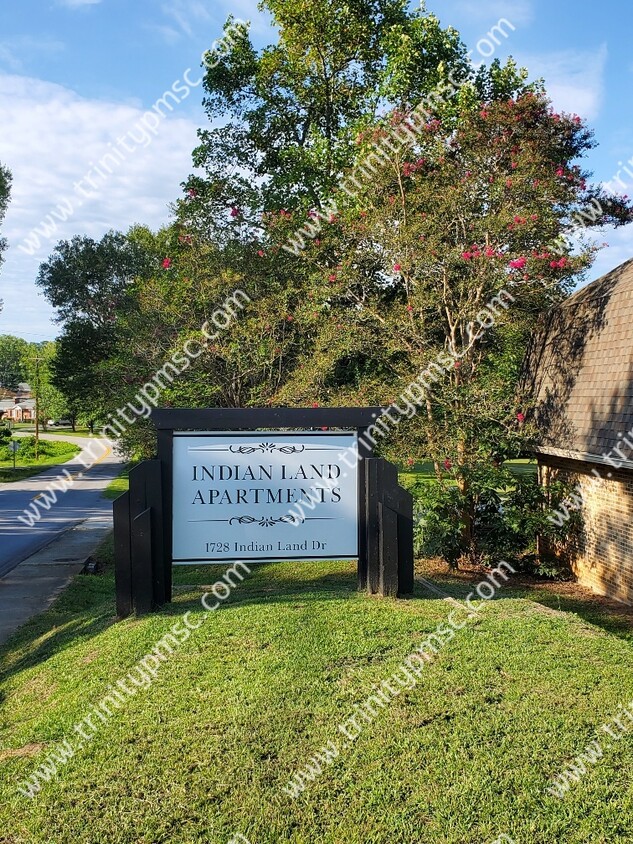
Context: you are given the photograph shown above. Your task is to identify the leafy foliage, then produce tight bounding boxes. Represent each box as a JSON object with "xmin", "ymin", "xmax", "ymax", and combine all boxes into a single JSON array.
[
  {"xmin": 0, "ymin": 162, "xmax": 11, "ymax": 270},
  {"xmin": 413, "ymin": 468, "xmax": 580, "ymax": 574},
  {"xmin": 0, "ymin": 335, "xmax": 28, "ymax": 390}
]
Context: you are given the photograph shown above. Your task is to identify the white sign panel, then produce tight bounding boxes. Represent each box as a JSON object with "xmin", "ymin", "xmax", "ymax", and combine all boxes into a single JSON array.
[{"xmin": 172, "ymin": 432, "xmax": 358, "ymax": 563}]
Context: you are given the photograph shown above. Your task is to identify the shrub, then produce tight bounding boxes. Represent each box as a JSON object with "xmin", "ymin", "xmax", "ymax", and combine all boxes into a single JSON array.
[
  {"xmin": 3, "ymin": 436, "xmax": 78, "ymax": 462},
  {"xmin": 411, "ymin": 466, "xmax": 579, "ymax": 577}
]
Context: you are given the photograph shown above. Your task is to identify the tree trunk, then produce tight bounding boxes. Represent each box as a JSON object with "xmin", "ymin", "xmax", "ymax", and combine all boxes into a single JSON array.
[{"xmin": 456, "ymin": 440, "xmax": 474, "ymax": 563}]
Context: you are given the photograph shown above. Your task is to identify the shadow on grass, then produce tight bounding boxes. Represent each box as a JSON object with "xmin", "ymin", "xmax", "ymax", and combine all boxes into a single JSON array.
[
  {"xmin": 0, "ymin": 558, "xmax": 440, "ymax": 685},
  {"xmin": 13, "ymin": 548, "xmax": 631, "ymax": 693},
  {"xmin": 0, "ymin": 576, "xmax": 117, "ymax": 685},
  {"xmin": 417, "ymin": 560, "xmax": 633, "ymax": 643}
]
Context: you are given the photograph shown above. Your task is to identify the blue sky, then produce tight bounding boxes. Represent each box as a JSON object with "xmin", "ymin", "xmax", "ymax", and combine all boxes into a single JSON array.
[{"xmin": 0, "ymin": 0, "xmax": 632, "ymax": 340}]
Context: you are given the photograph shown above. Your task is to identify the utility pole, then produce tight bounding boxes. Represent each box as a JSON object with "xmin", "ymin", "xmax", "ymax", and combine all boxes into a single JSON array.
[{"xmin": 34, "ymin": 355, "xmax": 40, "ymax": 461}]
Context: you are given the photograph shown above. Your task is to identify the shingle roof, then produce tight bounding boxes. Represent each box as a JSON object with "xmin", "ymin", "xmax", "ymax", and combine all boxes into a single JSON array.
[{"xmin": 523, "ymin": 257, "xmax": 633, "ymax": 461}]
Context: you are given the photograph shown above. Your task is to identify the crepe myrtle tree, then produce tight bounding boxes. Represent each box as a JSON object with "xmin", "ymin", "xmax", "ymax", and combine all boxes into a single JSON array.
[{"xmin": 272, "ymin": 93, "xmax": 633, "ymax": 562}]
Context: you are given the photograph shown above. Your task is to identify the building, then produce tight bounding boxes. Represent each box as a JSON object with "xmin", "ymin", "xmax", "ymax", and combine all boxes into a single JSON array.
[
  {"xmin": 0, "ymin": 384, "xmax": 35, "ymax": 422},
  {"xmin": 524, "ymin": 257, "xmax": 633, "ymax": 604},
  {"xmin": 0, "ymin": 398, "xmax": 35, "ymax": 422}
]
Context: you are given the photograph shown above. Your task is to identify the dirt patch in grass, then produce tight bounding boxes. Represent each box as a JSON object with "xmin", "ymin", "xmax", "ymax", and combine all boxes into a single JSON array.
[{"xmin": 0, "ymin": 743, "xmax": 45, "ymax": 761}]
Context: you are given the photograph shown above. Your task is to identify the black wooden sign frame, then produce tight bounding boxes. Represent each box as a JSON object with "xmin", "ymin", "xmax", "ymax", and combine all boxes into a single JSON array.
[{"xmin": 113, "ymin": 407, "xmax": 414, "ymax": 617}]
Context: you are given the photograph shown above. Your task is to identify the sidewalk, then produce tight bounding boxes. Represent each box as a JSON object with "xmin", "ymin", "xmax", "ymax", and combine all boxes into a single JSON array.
[{"xmin": 0, "ymin": 514, "xmax": 113, "ymax": 646}]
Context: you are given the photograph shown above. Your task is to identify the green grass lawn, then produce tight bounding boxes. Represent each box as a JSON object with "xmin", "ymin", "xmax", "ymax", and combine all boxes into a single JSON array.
[
  {"xmin": 1, "ymin": 543, "xmax": 633, "ymax": 843},
  {"xmin": 0, "ymin": 440, "xmax": 80, "ymax": 483},
  {"xmin": 41, "ymin": 427, "xmax": 97, "ymax": 438},
  {"xmin": 8, "ymin": 425, "xmax": 96, "ymax": 438},
  {"xmin": 399, "ymin": 458, "xmax": 537, "ymax": 489}
]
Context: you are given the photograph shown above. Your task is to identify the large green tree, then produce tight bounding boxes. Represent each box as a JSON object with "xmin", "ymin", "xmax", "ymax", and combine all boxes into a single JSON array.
[
  {"xmin": 0, "ymin": 334, "xmax": 28, "ymax": 391},
  {"xmin": 0, "ymin": 163, "xmax": 11, "ymax": 266},
  {"xmin": 0, "ymin": 163, "xmax": 12, "ymax": 316},
  {"xmin": 22, "ymin": 341, "xmax": 69, "ymax": 430},
  {"xmin": 180, "ymin": 0, "xmax": 476, "ymax": 238},
  {"xmin": 37, "ymin": 230, "xmax": 152, "ymax": 424}
]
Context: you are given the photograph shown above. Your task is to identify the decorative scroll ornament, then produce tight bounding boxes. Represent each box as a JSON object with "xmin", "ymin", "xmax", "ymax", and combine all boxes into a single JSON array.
[
  {"xmin": 228, "ymin": 443, "xmax": 306, "ymax": 454},
  {"xmin": 228, "ymin": 514, "xmax": 303, "ymax": 526}
]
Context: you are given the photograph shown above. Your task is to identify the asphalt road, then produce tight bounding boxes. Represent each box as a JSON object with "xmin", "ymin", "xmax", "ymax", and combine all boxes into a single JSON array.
[{"xmin": 0, "ymin": 433, "xmax": 125, "ymax": 579}]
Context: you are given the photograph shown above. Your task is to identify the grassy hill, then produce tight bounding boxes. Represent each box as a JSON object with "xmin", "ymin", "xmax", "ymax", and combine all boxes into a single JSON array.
[{"xmin": 2, "ymin": 542, "xmax": 633, "ymax": 843}]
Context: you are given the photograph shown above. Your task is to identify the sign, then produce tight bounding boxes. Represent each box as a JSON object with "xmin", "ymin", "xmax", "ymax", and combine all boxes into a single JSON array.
[
  {"xmin": 172, "ymin": 432, "xmax": 358, "ymax": 563},
  {"xmin": 8, "ymin": 441, "xmax": 19, "ymax": 452},
  {"xmin": 113, "ymin": 407, "xmax": 414, "ymax": 617}
]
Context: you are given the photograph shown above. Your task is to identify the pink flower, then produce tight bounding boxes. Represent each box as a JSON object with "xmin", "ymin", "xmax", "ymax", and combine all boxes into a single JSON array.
[
  {"xmin": 187, "ymin": 188, "xmax": 197, "ymax": 198},
  {"xmin": 162, "ymin": 258, "xmax": 172, "ymax": 269},
  {"xmin": 407, "ymin": 457, "xmax": 414, "ymax": 466},
  {"xmin": 479, "ymin": 109, "xmax": 488, "ymax": 119},
  {"xmin": 443, "ymin": 459, "xmax": 452, "ymax": 470},
  {"xmin": 555, "ymin": 167, "xmax": 565, "ymax": 177},
  {"xmin": 286, "ymin": 315, "xmax": 293, "ymax": 322},
  {"xmin": 230, "ymin": 206, "xmax": 241, "ymax": 217},
  {"xmin": 485, "ymin": 246, "xmax": 496, "ymax": 258},
  {"xmin": 257, "ymin": 249, "xmax": 265, "ymax": 257},
  {"xmin": 393, "ymin": 263, "xmax": 402, "ymax": 272},
  {"xmin": 462, "ymin": 251, "xmax": 473, "ymax": 260},
  {"xmin": 509, "ymin": 257, "xmax": 527, "ymax": 269},
  {"xmin": 406, "ymin": 304, "xmax": 414, "ymax": 312},
  {"xmin": 516, "ymin": 412, "xmax": 525, "ymax": 423},
  {"xmin": 506, "ymin": 178, "xmax": 513, "ymax": 188},
  {"xmin": 308, "ymin": 210, "xmax": 318, "ymax": 218},
  {"xmin": 454, "ymin": 361, "xmax": 461, "ymax": 368},
  {"xmin": 312, "ymin": 402, "xmax": 319, "ymax": 408},
  {"xmin": 328, "ymin": 274, "xmax": 337, "ymax": 282}
]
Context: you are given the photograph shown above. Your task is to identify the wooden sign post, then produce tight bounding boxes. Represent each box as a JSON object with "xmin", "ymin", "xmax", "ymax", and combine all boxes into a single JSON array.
[{"xmin": 113, "ymin": 407, "xmax": 414, "ymax": 617}]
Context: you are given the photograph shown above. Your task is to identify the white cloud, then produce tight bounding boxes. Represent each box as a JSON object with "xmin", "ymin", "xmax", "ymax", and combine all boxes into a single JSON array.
[
  {"xmin": 521, "ymin": 44, "xmax": 608, "ymax": 122},
  {"xmin": 0, "ymin": 73, "xmax": 202, "ymax": 340},
  {"xmin": 160, "ymin": 0, "xmax": 213, "ymax": 38},
  {"xmin": 447, "ymin": 0, "xmax": 534, "ymax": 28},
  {"xmin": 585, "ymin": 226, "xmax": 633, "ymax": 285},
  {"xmin": 152, "ymin": 0, "xmax": 269, "ymax": 44},
  {"xmin": 57, "ymin": 0, "xmax": 102, "ymax": 8},
  {"xmin": 0, "ymin": 36, "xmax": 65, "ymax": 73}
]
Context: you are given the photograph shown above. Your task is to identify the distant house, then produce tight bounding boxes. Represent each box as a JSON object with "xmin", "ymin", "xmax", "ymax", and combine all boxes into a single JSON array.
[
  {"xmin": 524, "ymin": 258, "xmax": 633, "ymax": 604},
  {"xmin": 0, "ymin": 397, "xmax": 35, "ymax": 422}
]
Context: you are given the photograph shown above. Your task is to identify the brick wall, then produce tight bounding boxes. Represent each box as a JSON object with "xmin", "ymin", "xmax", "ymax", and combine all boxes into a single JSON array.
[{"xmin": 540, "ymin": 455, "xmax": 633, "ymax": 604}]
